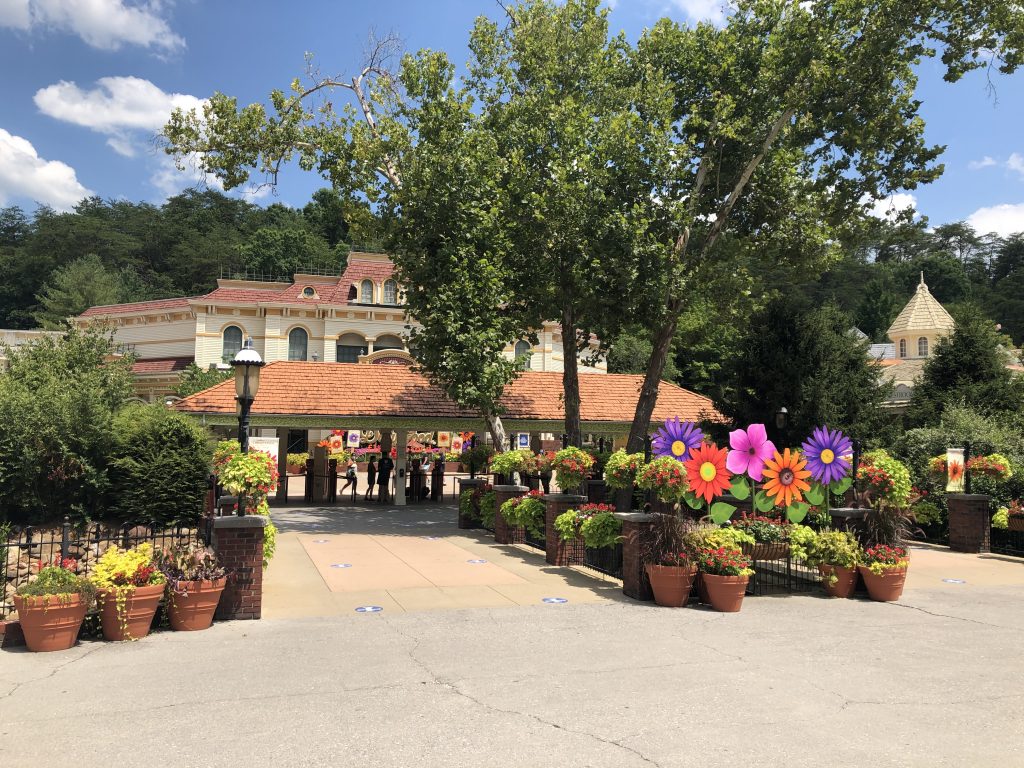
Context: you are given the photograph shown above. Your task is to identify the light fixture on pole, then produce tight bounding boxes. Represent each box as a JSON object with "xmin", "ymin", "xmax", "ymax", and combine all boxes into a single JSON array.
[
  {"xmin": 775, "ymin": 406, "xmax": 789, "ymax": 448},
  {"xmin": 230, "ymin": 338, "xmax": 265, "ymax": 454}
]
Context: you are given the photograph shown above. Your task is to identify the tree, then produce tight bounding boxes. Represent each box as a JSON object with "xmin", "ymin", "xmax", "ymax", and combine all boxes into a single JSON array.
[
  {"xmin": 303, "ymin": 188, "xmax": 351, "ymax": 248},
  {"xmin": 906, "ymin": 305, "xmax": 1024, "ymax": 426},
  {"xmin": 608, "ymin": 330, "xmax": 679, "ymax": 382},
  {"xmin": 33, "ymin": 254, "xmax": 123, "ymax": 328},
  {"xmin": 172, "ymin": 363, "xmax": 233, "ymax": 398},
  {"xmin": 238, "ymin": 226, "xmax": 337, "ymax": 277}
]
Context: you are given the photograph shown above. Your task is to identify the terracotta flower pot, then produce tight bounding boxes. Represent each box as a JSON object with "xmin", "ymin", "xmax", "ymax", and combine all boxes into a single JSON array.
[
  {"xmin": 701, "ymin": 573, "xmax": 750, "ymax": 612},
  {"xmin": 741, "ymin": 541, "xmax": 790, "ymax": 561},
  {"xmin": 818, "ymin": 564, "xmax": 858, "ymax": 598},
  {"xmin": 1008, "ymin": 516, "xmax": 1024, "ymax": 532},
  {"xmin": 645, "ymin": 563, "xmax": 698, "ymax": 607},
  {"xmin": 857, "ymin": 565, "xmax": 907, "ymax": 602},
  {"xmin": 13, "ymin": 594, "xmax": 89, "ymax": 652},
  {"xmin": 97, "ymin": 582, "xmax": 164, "ymax": 641},
  {"xmin": 166, "ymin": 577, "xmax": 227, "ymax": 631}
]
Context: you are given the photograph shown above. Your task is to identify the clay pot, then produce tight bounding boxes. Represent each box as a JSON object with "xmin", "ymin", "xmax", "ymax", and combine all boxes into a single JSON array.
[
  {"xmin": 645, "ymin": 563, "xmax": 698, "ymax": 607},
  {"xmin": 97, "ymin": 582, "xmax": 164, "ymax": 641},
  {"xmin": 13, "ymin": 593, "xmax": 89, "ymax": 652},
  {"xmin": 1008, "ymin": 516, "xmax": 1024, "ymax": 532},
  {"xmin": 166, "ymin": 577, "xmax": 227, "ymax": 631},
  {"xmin": 819, "ymin": 564, "xmax": 858, "ymax": 599},
  {"xmin": 741, "ymin": 541, "xmax": 790, "ymax": 561},
  {"xmin": 858, "ymin": 565, "xmax": 907, "ymax": 602},
  {"xmin": 701, "ymin": 573, "xmax": 750, "ymax": 612}
]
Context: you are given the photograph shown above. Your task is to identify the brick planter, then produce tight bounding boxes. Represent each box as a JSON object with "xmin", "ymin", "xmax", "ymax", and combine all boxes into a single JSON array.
[
  {"xmin": 457, "ymin": 478, "xmax": 488, "ymax": 529},
  {"xmin": 493, "ymin": 485, "xmax": 528, "ymax": 544},
  {"xmin": 615, "ymin": 512, "xmax": 657, "ymax": 601},
  {"xmin": 211, "ymin": 515, "xmax": 267, "ymax": 621},
  {"xmin": 948, "ymin": 493, "xmax": 992, "ymax": 553},
  {"xmin": 544, "ymin": 494, "xmax": 587, "ymax": 566}
]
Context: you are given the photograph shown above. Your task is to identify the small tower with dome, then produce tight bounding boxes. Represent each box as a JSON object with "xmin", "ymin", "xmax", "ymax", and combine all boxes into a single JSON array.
[{"xmin": 886, "ymin": 273, "xmax": 955, "ymax": 360}]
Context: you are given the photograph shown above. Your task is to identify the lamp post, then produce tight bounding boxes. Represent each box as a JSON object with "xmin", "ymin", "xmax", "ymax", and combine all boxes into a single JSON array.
[
  {"xmin": 774, "ymin": 406, "xmax": 789, "ymax": 449},
  {"xmin": 230, "ymin": 338, "xmax": 265, "ymax": 454}
]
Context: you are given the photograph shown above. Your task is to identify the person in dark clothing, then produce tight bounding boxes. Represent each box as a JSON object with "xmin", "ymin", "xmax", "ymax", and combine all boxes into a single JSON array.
[
  {"xmin": 364, "ymin": 458, "xmax": 377, "ymax": 501},
  {"xmin": 377, "ymin": 456, "xmax": 394, "ymax": 503}
]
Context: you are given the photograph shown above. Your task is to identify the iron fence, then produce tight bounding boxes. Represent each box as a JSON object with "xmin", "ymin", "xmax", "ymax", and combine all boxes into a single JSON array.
[
  {"xmin": 581, "ymin": 543, "xmax": 623, "ymax": 579},
  {"xmin": 2, "ymin": 519, "xmax": 202, "ymax": 620},
  {"xmin": 991, "ymin": 526, "xmax": 1024, "ymax": 557},
  {"xmin": 745, "ymin": 554, "xmax": 821, "ymax": 596}
]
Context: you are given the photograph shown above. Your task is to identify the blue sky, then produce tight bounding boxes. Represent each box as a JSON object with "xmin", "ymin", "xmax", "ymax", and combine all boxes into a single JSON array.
[{"xmin": 1, "ymin": 0, "xmax": 1023, "ymax": 236}]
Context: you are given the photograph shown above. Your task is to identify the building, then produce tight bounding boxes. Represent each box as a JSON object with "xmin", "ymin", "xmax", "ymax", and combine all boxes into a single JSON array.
[{"xmin": 76, "ymin": 251, "xmax": 606, "ymax": 402}]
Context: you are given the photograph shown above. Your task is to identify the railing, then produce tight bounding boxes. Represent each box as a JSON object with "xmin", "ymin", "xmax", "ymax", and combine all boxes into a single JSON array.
[
  {"xmin": 745, "ymin": 554, "xmax": 821, "ymax": 596},
  {"xmin": 2, "ymin": 519, "xmax": 202, "ymax": 620},
  {"xmin": 581, "ymin": 543, "xmax": 623, "ymax": 579},
  {"xmin": 991, "ymin": 526, "xmax": 1024, "ymax": 557}
]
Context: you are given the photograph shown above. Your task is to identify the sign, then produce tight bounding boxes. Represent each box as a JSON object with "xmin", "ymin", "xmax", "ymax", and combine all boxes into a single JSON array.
[
  {"xmin": 437, "ymin": 431, "xmax": 452, "ymax": 448},
  {"xmin": 248, "ymin": 436, "xmax": 279, "ymax": 465},
  {"xmin": 946, "ymin": 448, "xmax": 965, "ymax": 493},
  {"xmin": 517, "ymin": 433, "xmax": 530, "ymax": 449},
  {"xmin": 451, "ymin": 436, "xmax": 464, "ymax": 452},
  {"xmin": 346, "ymin": 430, "xmax": 361, "ymax": 448}
]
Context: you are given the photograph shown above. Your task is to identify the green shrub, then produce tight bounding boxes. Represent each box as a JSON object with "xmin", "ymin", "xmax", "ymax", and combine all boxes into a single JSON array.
[
  {"xmin": 108, "ymin": 404, "xmax": 213, "ymax": 526},
  {"xmin": 500, "ymin": 494, "xmax": 545, "ymax": 537},
  {"xmin": 479, "ymin": 490, "xmax": 497, "ymax": 529}
]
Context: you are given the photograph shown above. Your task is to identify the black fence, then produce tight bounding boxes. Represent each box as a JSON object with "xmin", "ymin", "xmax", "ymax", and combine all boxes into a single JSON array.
[
  {"xmin": 746, "ymin": 554, "xmax": 821, "ymax": 596},
  {"xmin": 2, "ymin": 520, "xmax": 202, "ymax": 620},
  {"xmin": 991, "ymin": 526, "xmax": 1024, "ymax": 557},
  {"xmin": 581, "ymin": 543, "xmax": 624, "ymax": 580}
]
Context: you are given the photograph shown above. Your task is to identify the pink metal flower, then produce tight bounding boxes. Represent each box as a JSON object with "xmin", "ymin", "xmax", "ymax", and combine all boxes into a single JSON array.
[{"xmin": 725, "ymin": 423, "xmax": 776, "ymax": 482}]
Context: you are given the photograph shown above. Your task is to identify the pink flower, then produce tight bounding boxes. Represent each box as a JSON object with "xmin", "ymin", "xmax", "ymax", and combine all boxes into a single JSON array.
[{"xmin": 726, "ymin": 423, "xmax": 776, "ymax": 482}]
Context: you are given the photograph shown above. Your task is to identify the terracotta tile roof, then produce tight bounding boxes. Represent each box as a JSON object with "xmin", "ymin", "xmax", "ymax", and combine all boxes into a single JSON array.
[
  {"xmin": 199, "ymin": 287, "xmax": 309, "ymax": 304},
  {"xmin": 80, "ymin": 297, "xmax": 193, "ymax": 317},
  {"xmin": 131, "ymin": 357, "xmax": 194, "ymax": 375},
  {"xmin": 174, "ymin": 361, "xmax": 721, "ymax": 425}
]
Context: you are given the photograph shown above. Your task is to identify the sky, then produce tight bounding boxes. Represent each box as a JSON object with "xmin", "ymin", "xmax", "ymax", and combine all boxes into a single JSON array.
[{"xmin": 1, "ymin": 0, "xmax": 1023, "ymax": 236}]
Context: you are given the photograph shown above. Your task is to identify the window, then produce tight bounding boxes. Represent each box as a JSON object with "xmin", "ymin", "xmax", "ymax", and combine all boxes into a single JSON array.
[
  {"xmin": 301, "ymin": 286, "xmax": 316, "ymax": 298},
  {"xmin": 374, "ymin": 334, "xmax": 404, "ymax": 351},
  {"xmin": 336, "ymin": 333, "xmax": 368, "ymax": 363},
  {"xmin": 918, "ymin": 337, "xmax": 929, "ymax": 357},
  {"xmin": 514, "ymin": 340, "xmax": 533, "ymax": 371},
  {"xmin": 222, "ymin": 325, "xmax": 243, "ymax": 362},
  {"xmin": 288, "ymin": 327, "xmax": 308, "ymax": 361},
  {"xmin": 383, "ymin": 279, "xmax": 397, "ymax": 305},
  {"xmin": 898, "ymin": 338, "xmax": 907, "ymax": 358},
  {"xmin": 360, "ymin": 279, "xmax": 374, "ymax": 303},
  {"xmin": 286, "ymin": 429, "xmax": 308, "ymax": 454}
]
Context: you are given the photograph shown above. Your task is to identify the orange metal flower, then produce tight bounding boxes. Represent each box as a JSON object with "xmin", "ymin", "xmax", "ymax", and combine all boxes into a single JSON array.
[
  {"xmin": 762, "ymin": 448, "xmax": 812, "ymax": 508},
  {"xmin": 948, "ymin": 460, "xmax": 964, "ymax": 483},
  {"xmin": 683, "ymin": 442, "xmax": 732, "ymax": 504}
]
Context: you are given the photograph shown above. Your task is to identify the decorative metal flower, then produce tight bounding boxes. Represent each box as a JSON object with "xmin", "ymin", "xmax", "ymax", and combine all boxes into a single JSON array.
[
  {"xmin": 800, "ymin": 426, "xmax": 853, "ymax": 485},
  {"xmin": 762, "ymin": 448, "xmax": 812, "ymax": 508},
  {"xmin": 725, "ymin": 423, "xmax": 776, "ymax": 482},
  {"xmin": 683, "ymin": 442, "xmax": 732, "ymax": 504},
  {"xmin": 651, "ymin": 417, "xmax": 704, "ymax": 462}
]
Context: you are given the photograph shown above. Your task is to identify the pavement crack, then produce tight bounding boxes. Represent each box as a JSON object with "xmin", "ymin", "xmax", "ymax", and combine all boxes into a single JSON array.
[
  {"xmin": 889, "ymin": 601, "xmax": 1010, "ymax": 629},
  {"xmin": 1, "ymin": 643, "xmax": 107, "ymax": 701}
]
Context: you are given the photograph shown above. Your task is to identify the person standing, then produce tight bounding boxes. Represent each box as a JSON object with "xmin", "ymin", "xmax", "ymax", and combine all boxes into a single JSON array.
[
  {"xmin": 364, "ymin": 457, "xmax": 377, "ymax": 501},
  {"xmin": 377, "ymin": 454, "xmax": 394, "ymax": 503},
  {"xmin": 339, "ymin": 456, "xmax": 357, "ymax": 498}
]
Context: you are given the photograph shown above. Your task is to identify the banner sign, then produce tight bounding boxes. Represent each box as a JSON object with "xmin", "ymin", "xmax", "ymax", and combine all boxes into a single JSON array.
[
  {"xmin": 518, "ymin": 433, "xmax": 530, "ymax": 449},
  {"xmin": 249, "ymin": 437, "xmax": 279, "ymax": 465},
  {"xmin": 946, "ymin": 448, "xmax": 965, "ymax": 493},
  {"xmin": 346, "ymin": 430, "xmax": 361, "ymax": 448},
  {"xmin": 437, "ymin": 431, "xmax": 452, "ymax": 448},
  {"xmin": 451, "ymin": 436, "xmax": 464, "ymax": 452}
]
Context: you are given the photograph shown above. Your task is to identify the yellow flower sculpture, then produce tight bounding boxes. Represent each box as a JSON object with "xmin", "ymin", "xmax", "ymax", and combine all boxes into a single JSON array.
[{"xmin": 762, "ymin": 448, "xmax": 812, "ymax": 508}]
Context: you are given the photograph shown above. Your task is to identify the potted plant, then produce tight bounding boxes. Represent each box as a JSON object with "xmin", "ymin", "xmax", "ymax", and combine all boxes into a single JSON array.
[
  {"xmin": 551, "ymin": 447, "xmax": 595, "ymax": 494},
  {"xmin": 1007, "ymin": 500, "xmax": 1024, "ymax": 531},
  {"xmin": 603, "ymin": 450, "xmax": 646, "ymax": 492},
  {"xmin": 729, "ymin": 514, "xmax": 790, "ymax": 561},
  {"xmin": 694, "ymin": 546, "xmax": 754, "ymax": 612},
  {"xmin": 682, "ymin": 525, "xmax": 755, "ymax": 604},
  {"xmin": 806, "ymin": 529, "xmax": 862, "ymax": 598},
  {"xmin": 155, "ymin": 543, "xmax": 227, "ymax": 631},
  {"xmin": 645, "ymin": 551, "xmax": 698, "ymax": 607},
  {"xmin": 499, "ymin": 491, "xmax": 546, "ymax": 539},
  {"xmin": 490, "ymin": 448, "xmax": 534, "ymax": 485},
  {"xmin": 858, "ymin": 544, "xmax": 909, "ymax": 601},
  {"xmin": 91, "ymin": 543, "xmax": 167, "ymax": 641},
  {"xmin": 553, "ymin": 503, "xmax": 621, "ymax": 548},
  {"xmin": 13, "ymin": 556, "xmax": 95, "ymax": 652},
  {"xmin": 286, "ymin": 452, "xmax": 309, "ymax": 474},
  {"xmin": 636, "ymin": 455, "xmax": 690, "ymax": 508}
]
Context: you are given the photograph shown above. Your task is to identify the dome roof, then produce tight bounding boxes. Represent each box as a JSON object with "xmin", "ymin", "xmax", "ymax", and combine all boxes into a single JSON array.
[{"xmin": 887, "ymin": 273, "xmax": 955, "ymax": 336}]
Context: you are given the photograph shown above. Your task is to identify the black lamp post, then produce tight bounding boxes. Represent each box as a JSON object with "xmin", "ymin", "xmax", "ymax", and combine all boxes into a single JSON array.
[
  {"xmin": 775, "ymin": 406, "xmax": 789, "ymax": 448},
  {"xmin": 230, "ymin": 338, "xmax": 265, "ymax": 454}
]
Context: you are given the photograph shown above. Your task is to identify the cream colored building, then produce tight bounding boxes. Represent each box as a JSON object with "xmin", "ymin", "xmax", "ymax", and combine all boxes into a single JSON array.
[{"xmin": 76, "ymin": 251, "xmax": 605, "ymax": 403}]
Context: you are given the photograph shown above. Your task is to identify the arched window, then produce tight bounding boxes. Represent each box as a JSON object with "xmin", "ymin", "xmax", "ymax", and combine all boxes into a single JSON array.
[
  {"xmin": 360, "ymin": 279, "xmax": 374, "ymax": 303},
  {"xmin": 374, "ymin": 334, "xmax": 404, "ymax": 351},
  {"xmin": 336, "ymin": 332, "xmax": 368, "ymax": 363},
  {"xmin": 898, "ymin": 338, "xmax": 907, "ymax": 358},
  {"xmin": 222, "ymin": 325, "xmax": 243, "ymax": 362},
  {"xmin": 514, "ymin": 340, "xmax": 533, "ymax": 371},
  {"xmin": 288, "ymin": 327, "xmax": 308, "ymax": 361},
  {"xmin": 917, "ymin": 336, "xmax": 929, "ymax": 357},
  {"xmin": 383, "ymin": 279, "xmax": 398, "ymax": 305}
]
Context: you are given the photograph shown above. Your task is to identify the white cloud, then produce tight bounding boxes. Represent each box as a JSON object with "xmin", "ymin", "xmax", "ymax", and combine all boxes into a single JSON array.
[
  {"xmin": 1006, "ymin": 153, "xmax": 1024, "ymax": 178},
  {"xmin": 150, "ymin": 152, "xmax": 222, "ymax": 199},
  {"xmin": 967, "ymin": 203, "xmax": 1024, "ymax": 237},
  {"xmin": 668, "ymin": 0, "xmax": 728, "ymax": 23},
  {"xmin": 968, "ymin": 156, "xmax": 997, "ymax": 170},
  {"xmin": 865, "ymin": 192, "xmax": 917, "ymax": 220},
  {"xmin": 34, "ymin": 76, "xmax": 205, "ymax": 157},
  {"xmin": 0, "ymin": 0, "xmax": 183, "ymax": 51},
  {"xmin": 0, "ymin": 128, "xmax": 92, "ymax": 211}
]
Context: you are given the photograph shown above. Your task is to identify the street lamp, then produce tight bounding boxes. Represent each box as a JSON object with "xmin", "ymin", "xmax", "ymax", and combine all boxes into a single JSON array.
[
  {"xmin": 230, "ymin": 338, "xmax": 265, "ymax": 453},
  {"xmin": 775, "ymin": 406, "xmax": 789, "ymax": 448}
]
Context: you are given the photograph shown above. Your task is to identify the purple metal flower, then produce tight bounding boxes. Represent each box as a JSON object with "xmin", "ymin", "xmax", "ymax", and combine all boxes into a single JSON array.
[
  {"xmin": 651, "ymin": 417, "xmax": 704, "ymax": 462},
  {"xmin": 800, "ymin": 426, "xmax": 853, "ymax": 485}
]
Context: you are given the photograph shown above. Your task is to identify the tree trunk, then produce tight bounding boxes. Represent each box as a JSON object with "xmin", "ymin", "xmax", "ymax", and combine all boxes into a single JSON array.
[
  {"xmin": 561, "ymin": 308, "xmax": 583, "ymax": 447},
  {"xmin": 486, "ymin": 413, "xmax": 508, "ymax": 453},
  {"xmin": 625, "ymin": 311, "xmax": 680, "ymax": 453}
]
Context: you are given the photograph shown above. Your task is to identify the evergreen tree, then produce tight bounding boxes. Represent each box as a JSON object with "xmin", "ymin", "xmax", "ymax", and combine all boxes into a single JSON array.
[{"xmin": 33, "ymin": 254, "xmax": 123, "ymax": 328}]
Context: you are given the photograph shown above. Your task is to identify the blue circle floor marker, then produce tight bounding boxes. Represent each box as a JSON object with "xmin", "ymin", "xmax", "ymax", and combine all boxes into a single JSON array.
[
  {"xmin": 312, "ymin": 539, "xmax": 330, "ymax": 544},
  {"xmin": 330, "ymin": 563, "xmax": 353, "ymax": 569},
  {"xmin": 422, "ymin": 536, "xmax": 441, "ymax": 540},
  {"xmin": 355, "ymin": 606, "xmax": 383, "ymax": 613},
  {"xmin": 467, "ymin": 559, "xmax": 487, "ymax": 564},
  {"xmin": 542, "ymin": 597, "xmax": 569, "ymax": 604},
  {"xmin": 942, "ymin": 578, "xmax": 966, "ymax": 584}
]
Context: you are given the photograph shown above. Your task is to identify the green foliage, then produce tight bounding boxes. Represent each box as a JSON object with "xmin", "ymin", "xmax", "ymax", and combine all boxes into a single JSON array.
[
  {"xmin": 802, "ymin": 529, "xmax": 862, "ymax": 570},
  {"xmin": 33, "ymin": 254, "xmax": 124, "ymax": 328},
  {"xmin": 553, "ymin": 510, "xmax": 579, "ymax": 543},
  {"xmin": 0, "ymin": 325, "xmax": 134, "ymax": 525},
  {"xmin": 239, "ymin": 226, "xmax": 339, "ymax": 277},
  {"xmin": 286, "ymin": 452, "xmax": 309, "ymax": 468},
  {"xmin": 551, "ymin": 447, "xmax": 595, "ymax": 492},
  {"xmin": 603, "ymin": 450, "xmax": 646, "ymax": 491},
  {"xmin": 636, "ymin": 456, "xmax": 689, "ymax": 503},
  {"xmin": 992, "ymin": 507, "xmax": 1009, "ymax": 530},
  {"xmin": 579, "ymin": 511, "xmax": 622, "ymax": 549},
  {"xmin": 16, "ymin": 565, "xmax": 96, "ymax": 604},
  {"xmin": 459, "ymin": 489, "xmax": 478, "ymax": 521},
  {"xmin": 500, "ymin": 495, "xmax": 545, "ymax": 538},
  {"xmin": 490, "ymin": 449, "xmax": 534, "ymax": 478},
  {"xmin": 479, "ymin": 490, "xmax": 497, "ymax": 529},
  {"xmin": 172, "ymin": 363, "xmax": 232, "ymax": 398},
  {"xmin": 860, "ymin": 450, "xmax": 913, "ymax": 507},
  {"xmin": 786, "ymin": 525, "xmax": 818, "ymax": 566},
  {"xmin": 108, "ymin": 404, "xmax": 213, "ymax": 526},
  {"xmin": 462, "ymin": 446, "xmax": 494, "ymax": 475}
]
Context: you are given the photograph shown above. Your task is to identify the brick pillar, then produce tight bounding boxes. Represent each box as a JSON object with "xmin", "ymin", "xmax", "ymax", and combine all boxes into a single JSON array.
[
  {"xmin": 492, "ymin": 484, "xmax": 528, "ymax": 544},
  {"xmin": 457, "ymin": 478, "xmax": 487, "ymax": 529},
  {"xmin": 212, "ymin": 516, "xmax": 267, "ymax": 620},
  {"xmin": 615, "ymin": 512, "xmax": 656, "ymax": 601},
  {"xmin": 948, "ymin": 493, "xmax": 992, "ymax": 553},
  {"xmin": 544, "ymin": 494, "xmax": 587, "ymax": 565}
]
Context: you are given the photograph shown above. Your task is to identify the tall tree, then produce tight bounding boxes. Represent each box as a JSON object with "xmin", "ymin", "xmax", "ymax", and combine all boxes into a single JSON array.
[{"xmin": 33, "ymin": 254, "xmax": 123, "ymax": 328}]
